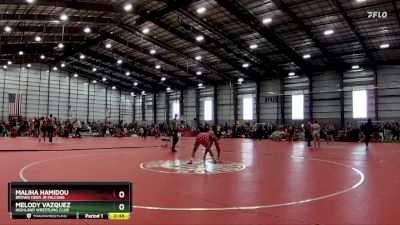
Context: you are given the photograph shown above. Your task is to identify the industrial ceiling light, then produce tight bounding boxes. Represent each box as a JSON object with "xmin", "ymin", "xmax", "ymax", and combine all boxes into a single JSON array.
[
  {"xmin": 133, "ymin": 82, "xmax": 138, "ymax": 86},
  {"xmin": 58, "ymin": 43, "xmax": 64, "ymax": 49},
  {"xmin": 238, "ymin": 78, "xmax": 244, "ymax": 83},
  {"xmin": 142, "ymin": 28, "xmax": 150, "ymax": 34},
  {"xmin": 40, "ymin": 54, "xmax": 45, "ymax": 59},
  {"xmin": 27, "ymin": 64, "xmax": 31, "ymax": 68},
  {"xmin": 352, "ymin": 65, "xmax": 360, "ymax": 70},
  {"xmin": 195, "ymin": 55, "xmax": 202, "ymax": 61},
  {"xmin": 250, "ymin": 44, "xmax": 258, "ymax": 49},
  {"xmin": 4, "ymin": 26, "xmax": 11, "ymax": 32},
  {"xmin": 73, "ymin": 73, "xmax": 78, "ymax": 78},
  {"xmin": 35, "ymin": 36, "xmax": 42, "ymax": 42},
  {"xmin": 92, "ymin": 68, "xmax": 97, "ymax": 72},
  {"xmin": 61, "ymin": 63, "xmax": 65, "ymax": 67},
  {"xmin": 198, "ymin": 83, "xmax": 203, "ymax": 87},
  {"xmin": 150, "ymin": 49, "xmax": 156, "ymax": 54},
  {"xmin": 79, "ymin": 54, "xmax": 85, "ymax": 59},
  {"xmin": 324, "ymin": 29, "xmax": 334, "ymax": 35},
  {"xmin": 7, "ymin": 61, "xmax": 12, "ymax": 65},
  {"xmin": 60, "ymin": 14, "xmax": 68, "ymax": 21},
  {"xmin": 262, "ymin": 18, "xmax": 272, "ymax": 24},
  {"xmin": 117, "ymin": 59, "xmax": 123, "ymax": 64},
  {"xmin": 93, "ymin": 80, "xmax": 97, "ymax": 84},
  {"xmin": 380, "ymin": 43, "xmax": 390, "ymax": 49},
  {"xmin": 196, "ymin": 71, "xmax": 202, "ymax": 75},
  {"xmin": 195, "ymin": 35, "xmax": 204, "ymax": 42},
  {"xmin": 105, "ymin": 43, "xmax": 112, "ymax": 49},
  {"xmin": 356, "ymin": 0, "xmax": 366, "ymax": 2},
  {"xmin": 26, "ymin": 0, "xmax": 34, "ymax": 3},
  {"xmin": 18, "ymin": 51, "xmax": 24, "ymax": 55},
  {"xmin": 196, "ymin": 7, "xmax": 206, "ymax": 14},
  {"xmin": 166, "ymin": 87, "xmax": 171, "ymax": 91},
  {"xmin": 102, "ymin": 77, "xmax": 107, "ymax": 82},
  {"xmin": 3, "ymin": 65, "xmax": 7, "ymax": 69},
  {"xmin": 288, "ymin": 72, "xmax": 296, "ymax": 76},
  {"xmin": 84, "ymin": 27, "xmax": 91, "ymax": 33},
  {"xmin": 125, "ymin": 72, "xmax": 130, "ymax": 76},
  {"xmin": 141, "ymin": 91, "xmax": 146, "ymax": 95},
  {"xmin": 155, "ymin": 65, "xmax": 161, "ymax": 69},
  {"xmin": 242, "ymin": 63, "xmax": 250, "ymax": 68},
  {"xmin": 130, "ymin": 92, "xmax": 135, "ymax": 96},
  {"xmin": 161, "ymin": 77, "xmax": 166, "ymax": 81},
  {"xmin": 124, "ymin": 3, "xmax": 133, "ymax": 11},
  {"xmin": 53, "ymin": 66, "xmax": 58, "ymax": 71},
  {"xmin": 303, "ymin": 54, "xmax": 311, "ymax": 59},
  {"xmin": 112, "ymin": 86, "xmax": 116, "ymax": 90}
]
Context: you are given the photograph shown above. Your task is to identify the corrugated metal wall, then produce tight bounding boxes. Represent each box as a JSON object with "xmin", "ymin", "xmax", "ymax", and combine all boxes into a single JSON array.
[
  {"xmin": 183, "ymin": 88, "xmax": 197, "ymax": 124},
  {"xmin": 0, "ymin": 64, "xmax": 134, "ymax": 122},
  {"xmin": 156, "ymin": 92, "xmax": 167, "ymax": 123},
  {"xmin": 1, "ymin": 64, "xmax": 399, "ymax": 125},
  {"xmin": 260, "ymin": 79, "xmax": 281, "ymax": 123},
  {"xmin": 312, "ymin": 71, "xmax": 341, "ymax": 124},
  {"xmin": 217, "ymin": 84, "xmax": 234, "ymax": 125}
]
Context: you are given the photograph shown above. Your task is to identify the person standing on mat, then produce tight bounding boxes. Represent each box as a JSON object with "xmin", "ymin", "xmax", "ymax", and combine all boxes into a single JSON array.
[
  {"xmin": 305, "ymin": 121, "xmax": 312, "ymax": 146},
  {"xmin": 171, "ymin": 114, "xmax": 179, "ymax": 152},
  {"xmin": 48, "ymin": 114, "xmax": 56, "ymax": 142},
  {"xmin": 311, "ymin": 120, "xmax": 321, "ymax": 148},
  {"xmin": 188, "ymin": 129, "xmax": 222, "ymax": 164},
  {"xmin": 362, "ymin": 119, "xmax": 374, "ymax": 148}
]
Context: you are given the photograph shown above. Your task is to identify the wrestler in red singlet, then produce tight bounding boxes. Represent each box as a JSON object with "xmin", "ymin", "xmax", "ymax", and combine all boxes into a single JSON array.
[{"xmin": 188, "ymin": 130, "xmax": 221, "ymax": 164}]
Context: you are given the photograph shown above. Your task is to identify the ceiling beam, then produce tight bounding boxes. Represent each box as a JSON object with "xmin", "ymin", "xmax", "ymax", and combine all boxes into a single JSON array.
[
  {"xmin": 2, "ymin": 25, "xmax": 100, "ymax": 34},
  {"xmin": 107, "ymin": 34, "xmax": 208, "ymax": 86},
  {"xmin": 215, "ymin": 0, "xmax": 311, "ymax": 72},
  {"xmin": 178, "ymin": 9, "xmax": 283, "ymax": 77},
  {"xmin": 134, "ymin": 11, "xmax": 262, "ymax": 80},
  {"xmin": 101, "ymin": 48, "xmax": 195, "ymax": 88},
  {"xmin": 0, "ymin": 35, "xmax": 89, "ymax": 44},
  {"xmin": 69, "ymin": 61, "xmax": 154, "ymax": 93},
  {"xmin": 51, "ymin": 32, "xmax": 111, "ymax": 64},
  {"xmin": 115, "ymin": 22, "xmax": 231, "ymax": 81},
  {"xmin": 333, "ymin": 0, "xmax": 375, "ymax": 63},
  {"xmin": 393, "ymin": 2, "xmax": 400, "ymax": 33},
  {"xmin": 66, "ymin": 66, "xmax": 141, "ymax": 93},
  {"xmin": 0, "ymin": 13, "xmax": 113, "ymax": 25},
  {"xmin": 80, "ymin": 49, "xmax": 164, "ymax": 91},
  {"xmin": 271, "ymin": 0, "xmax": 339, "ymax": 67},
  {"xmin": 135, "ymin": 0, "xmax": 199, "ymax": 26},
  {"xmin": 85, "ymin": 47, "xmax": 187, "ymax": 89},
  {"xmin": 0, "ymin": 43, "xmax": 63, "ymax": 55},
  {"xmin": 0, "ymin": 1, "xmax": 123, "ymax": 13}
]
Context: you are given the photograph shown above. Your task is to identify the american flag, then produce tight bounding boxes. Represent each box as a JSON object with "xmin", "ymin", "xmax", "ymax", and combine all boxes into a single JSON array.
[{"xmin": 9, "ymin": 93, "xmax": 22, "ymax": 116}]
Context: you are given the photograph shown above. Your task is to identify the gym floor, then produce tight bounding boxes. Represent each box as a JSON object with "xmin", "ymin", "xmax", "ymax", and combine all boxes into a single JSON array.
[{"xmin": 1, "ymin": 137, "xmax": 399, "ymax": 225}]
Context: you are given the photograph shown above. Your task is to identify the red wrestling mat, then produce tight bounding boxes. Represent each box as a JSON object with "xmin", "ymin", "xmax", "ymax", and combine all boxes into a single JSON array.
[{"xmin": 1, "ymin": 137, "xmax": 400, "ymax": 225}]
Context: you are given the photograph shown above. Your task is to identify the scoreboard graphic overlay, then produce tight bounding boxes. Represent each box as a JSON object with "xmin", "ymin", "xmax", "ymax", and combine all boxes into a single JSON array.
[{"xmin": 8, "ymin": 182, "xmax": 132, "ymax": 220}]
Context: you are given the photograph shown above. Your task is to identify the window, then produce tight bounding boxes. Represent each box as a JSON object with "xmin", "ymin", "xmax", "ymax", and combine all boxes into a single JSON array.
[
  {"xmin": 172, "ymin": 101, "xmax": 180, "ymax": 119},
  {"xmin": 353, "ymin": 90, "xmax": 367, "ymax": 118},
  {"xmin": 243, "ymin": 97, "xmax": 253, "ymax": 120},
  {"xmin": 204, "ymin": 99, "xmax": 213, "ymax": 121},
  {"xmin": 292, "ymin": 94, "xmax": 304, "ymax": 120}
]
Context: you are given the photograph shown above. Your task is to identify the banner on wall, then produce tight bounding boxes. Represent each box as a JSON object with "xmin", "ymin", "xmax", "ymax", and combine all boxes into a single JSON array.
[{"xmin": 8, "ymin": 93, "xmax": 22, "ymax": 116}]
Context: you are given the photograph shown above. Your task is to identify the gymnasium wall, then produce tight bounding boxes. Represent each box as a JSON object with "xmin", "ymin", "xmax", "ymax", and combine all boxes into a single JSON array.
[
  {"xmin": 0, "ymin": 64, "xmax": 134, "ymax": 123},
  {"xmin": 1, "ymin": 64, "xmax": 399, "ymax": 126}
]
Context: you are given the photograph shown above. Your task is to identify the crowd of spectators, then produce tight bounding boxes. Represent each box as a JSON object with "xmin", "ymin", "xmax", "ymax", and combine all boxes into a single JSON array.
[{"xmin": 1, "ymin": 116, "xmax": 399, "ymax": 143}]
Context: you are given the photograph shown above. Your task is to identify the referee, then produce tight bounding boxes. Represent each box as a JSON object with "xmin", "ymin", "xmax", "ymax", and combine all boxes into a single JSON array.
[{"xmin": 171, "ymin": 114, "xmax": 179, "ymax": 152}]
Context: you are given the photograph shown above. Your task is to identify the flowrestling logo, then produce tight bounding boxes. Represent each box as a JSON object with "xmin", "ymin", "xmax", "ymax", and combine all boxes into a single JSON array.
[
  {"xmin": 140, "ymin": 160, "xmax": 246, "ymax": 174},
  {"xmin": 367, "ymin": 11, "xmax": 388, "ymax": 18}
]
